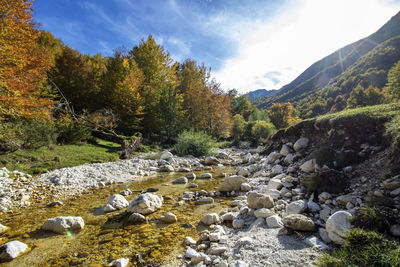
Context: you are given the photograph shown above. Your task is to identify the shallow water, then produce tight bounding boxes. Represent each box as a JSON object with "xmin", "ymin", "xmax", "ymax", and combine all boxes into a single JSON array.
[{"xmin": 0, "ymin": 167, "xmax": 234, "ymax": 266}]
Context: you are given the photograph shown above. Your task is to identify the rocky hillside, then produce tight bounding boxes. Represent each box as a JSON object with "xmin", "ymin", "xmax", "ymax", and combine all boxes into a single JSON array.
[{"xmin": 252, "ymin": 11, "xmax": 400, "ymax": 117}]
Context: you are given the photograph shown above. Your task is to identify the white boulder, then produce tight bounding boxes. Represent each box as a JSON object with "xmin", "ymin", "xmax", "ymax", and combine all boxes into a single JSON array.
[
  {"xmin": 104, "ymin": 194, "xmax": 129, "ymax": 212},
  {"xmin": 41, "ymin": 216, "xmax": 84, "ymax": 234},
  {"xmin": 266, "ymin": 215, "xmax": 283, "ymax": 228},
  {"xmin": 286, "ymin": 200, "xmax": 307, "ymax": 214},
  {"xmin": 325, "ymin": 211, "xmax": 353, "ymax": 245},
  {"xmin": 0, "ymin": 240, "xmax": 28, "ymax": 261},
  {"xmin": 159, "ymin": 212, "xmax": 177, "ymax": 223},
  {"xmin": 247, "ymin": 192, "xmax": 274, "ymax": 209},
  {"xmin": 300, "ymin": 159, "xmax": 315, "ymax": 173},
  {"xmin": 109, "ymin": 258, "xmax": 129, "ymax": 267},
  {"xmin": 127, "ymin": 193, "xmax": 163, "ymax": 215},
  {"xmin": 201, "ymin": 213, "xmax": 220, "ymax": 225}
]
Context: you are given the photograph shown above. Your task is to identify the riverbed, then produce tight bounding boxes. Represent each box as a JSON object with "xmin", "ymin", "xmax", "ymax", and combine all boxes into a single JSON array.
[{"xmin": 0, "ymin": 167, "xmax": 234, "ymax": 266}]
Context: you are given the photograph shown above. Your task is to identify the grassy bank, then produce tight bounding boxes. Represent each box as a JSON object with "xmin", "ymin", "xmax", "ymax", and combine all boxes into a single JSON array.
[{"xmin": 0, "ymin": 139, "xmax": 121, "ymax": 175}]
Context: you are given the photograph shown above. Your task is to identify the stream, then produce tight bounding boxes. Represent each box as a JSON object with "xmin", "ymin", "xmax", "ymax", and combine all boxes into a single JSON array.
[{"xmin": 0, "ymin": 167, "xmax": 235, "ymax": 266}]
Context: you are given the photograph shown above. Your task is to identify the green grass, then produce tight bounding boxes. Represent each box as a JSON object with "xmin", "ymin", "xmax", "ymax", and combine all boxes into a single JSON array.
[
  {"xmin": 316, "ymin": 103, "xmax": 400, "ymax": 122},
  {"xmin": 0, "ymin": 138, "xmax": 121, "ymax": 175},
  {"xmin": 318, "ymin": 229, "xmax": 400, "ymax": 267}
]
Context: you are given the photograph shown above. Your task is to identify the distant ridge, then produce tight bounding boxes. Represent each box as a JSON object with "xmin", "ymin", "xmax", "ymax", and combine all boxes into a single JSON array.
[
  {"xmin": 252, "ymin": 11, "xmax": 400, "ymax": 118},
  {"xmin": 247, "ymin": 89, "xmax": 278, "ymax": 100}
]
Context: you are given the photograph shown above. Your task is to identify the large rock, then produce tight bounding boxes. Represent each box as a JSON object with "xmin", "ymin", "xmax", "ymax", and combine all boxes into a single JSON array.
[
  {"xmin": 201, "ymin": 213, "xmax": 220, "ymax": 225},
  {"xmin": 104, "ymin": 194, "xmax": 129, "ymax": 212},
  {"xmin": 247, "ymin": 192, "xmax": 274, "ymax": 209},
  {"xmin": 267, "ymin": 151, "xmax": 282, "ymax": 164},
  {"xmin": 159, "ymin": 212, "xmax": 177, "ymax": 223},
  {"xmin": 160, "ymin": 151, "xmax": 173, "ymax": 160},
  {"xmin": 0, "ymin": 241, "xmax": 28, "ymax": 261},
  {"xmin": 159, "ymin": 165, "xmax": 174, "ymax": 172},
  {"xmin": 254, "ymin": 208, "xmax": 274, "ymax": 218},
  {"xmin": 128, "ymin": 213, "xmax": 147, "ymax": 223},
  {"xmin": 283, "ymin": 214, "xmax": 316, "ymax": 231},
  {"xmin": 271, "ymin": 165, "xmax": 283, "ymax": 175},
  {"xmin": 205, "ymin": 156, "xmax": 220, "ymax": 165},
  {"xmin": 266, "ymin": 215, "xmax": 283, "ymax": 228},
  {"xmin": 293, "ymin": 137, "xmax": 309, "ymax": 152},
  {"xmin": 280, "ymin": 145, "xmax": 291, "ymax": 157},
  {"xmin": 127, "ymin": 193, "xmax": 163, "ymax": 215},
  {"xmin": 286, "ymin": 200, "xmax": 307, "ymax": 214},
  {"xmin": 41, "ymin": 216, "xmax": 84, "ymax": 234},
  {"xmin": 300, "ymin": 159, "xmax": 315, "ymax": 173},
  {"xmin": 325, "ymin": 211, "xmax": 353, "ymax": 245},
  {"xmin": 199, "ymin": 173, "xmax": 212, "ymax": 179},
  {"xmin": 307, "ymin": 199, "xmax": 321, "ymax": 213},
  {"xmin": 186, "ymin": 172, "xmax": 196, "ymax": 180},
  {"xmin": 172, "ymin": 177, "xmax": 188, "ymax": 184},
  {"xmin": 390, "ymin": 187, "xmax": 400, "ymax": 197},
  {"xmin": 267, "ymin": 178, "xmax": 283, "ymax": 190},
  {"xmin": 219, "ymin": 175, "xmax": 248, "ymax": 192},
  {"xmin": 336, "ymin": 195, "xmax": 356, "ymax": 206}
]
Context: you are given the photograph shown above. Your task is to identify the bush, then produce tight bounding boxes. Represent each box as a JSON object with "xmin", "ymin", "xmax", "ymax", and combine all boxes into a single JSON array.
[
  {"xmin": 0, "ymin": 120, "xmax": 58, "ymax": 151},
  {"xmin": 352, "ymin": 206, "xmax": 395, "ymax": 234},
  {"xmin": 173, "ymin": 130, "xmax": 214, "ymax": 157},
  {"xmin": 318, "ymin": 229, "xmax": 400, "ymax": 267},
  {"xmin": 251, "ymin": 120, "xmax": 276, "ymax": 145},
  {"xmin": 56, "ymin": 123, "xmax": 91, "ymax": 144}
]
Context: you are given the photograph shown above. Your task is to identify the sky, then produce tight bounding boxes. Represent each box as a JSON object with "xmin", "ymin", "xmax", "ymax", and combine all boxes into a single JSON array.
[{"xmin": 33, "ymin": 0, "xmax": 400, "ymax": 93}]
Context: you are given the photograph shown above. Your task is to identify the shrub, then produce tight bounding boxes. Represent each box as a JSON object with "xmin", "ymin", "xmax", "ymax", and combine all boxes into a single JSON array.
[
  {"xmin": 250, "ymin": 120, "xmax": 276, "ymax": 145},
  {"xmin": 173, "ymin": 130, "xmax": 214, "ymax": 157},
  {"xmin": 314, "ymin": 147, "xmax": 335, "ymax": 168},
  {"xmin": 318, "ymin": 229, "xmax": 400, "ymax": 267},
  {"xmin": 21, "ymin": 119, "xmax": 58, "ymax": 149},
  {"xmin": 352, "ymin": 206, "xmax": 395, "ymax": 234},
  {"xmin": 57, "ymin": 123, "xmax": 91, "ymax": 144}
]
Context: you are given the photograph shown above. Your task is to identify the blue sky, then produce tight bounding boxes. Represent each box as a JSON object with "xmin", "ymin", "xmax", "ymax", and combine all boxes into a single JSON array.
[{"xmin": 33, "ymin": 0, "xmax": 400, "ymax": 93}]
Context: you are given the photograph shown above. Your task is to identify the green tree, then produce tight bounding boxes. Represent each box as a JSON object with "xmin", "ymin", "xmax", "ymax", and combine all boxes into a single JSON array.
[
  {"xmin": 347, "ymin": 85, "xmax": 385, "ymax": 108},
  {"xmin": 130, "ymin": 35, "xmax": 178, "ymax": 136},
  {"xmin": 232, "ymin": 114, "xmax": 247, "ymax": 144},
  {"xmin": 233, "ymin": 94, "xmax": 254, "ymax": 120},
  {"xmin": 251, "ymin": 120, "xmax": 276, "ymax": 145},
  {"xmin": 384, "ymin": 60, "xmax": 400, "ymax": 99},
  {"xmin": 248, "ymin": 108, "xmax": 271, "ymax": 122}
]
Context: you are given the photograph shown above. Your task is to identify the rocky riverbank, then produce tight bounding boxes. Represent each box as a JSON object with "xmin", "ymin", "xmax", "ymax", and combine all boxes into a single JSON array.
[{"xmin": 1, "ymin": 139, "xmax": 400, "ymax": 266}]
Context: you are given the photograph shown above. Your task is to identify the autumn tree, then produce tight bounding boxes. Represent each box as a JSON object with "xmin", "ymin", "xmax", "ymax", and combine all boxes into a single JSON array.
[
  {"xmin": 268, "ymin": 102, "xmax": 300, "ymax": 129},
  {"xmin": 101, "ymin": 51, "xmax": 144, "ymax": 134},
  {"xmin": 0, "ymin": 0, "xmax": 53, "ymax": 120}
]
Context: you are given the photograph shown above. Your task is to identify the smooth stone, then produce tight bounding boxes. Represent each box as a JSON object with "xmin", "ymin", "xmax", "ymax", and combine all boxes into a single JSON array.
[
  {"xmin": 199, "ymin": 173, "xmax": 212, "ymax": 179},
  {"xmin": 41, "ymin": 216, "xmax": 84, "ymax": 234},
  {"xmin": 128, "ymin": 213, "xmax": 146, "ymax": 223},
  {"xmin": 266, "ymin": 215, "xmax": 283, "ymax": 228},
  {"xmin": 325, "ymin": 210, "xmax": 353, "ymax": 245},
  {"xmin": 283, "ymin": 214, "xmax": 316, "ymax": 231},
  {"xmin": 0, "ymin": 240, "xmax": 28, "ymax": 261},
  {"xmin": 201, "ymin": 213, "xmax": 220, "ymax": 225},
  {"xmin": 108, "ymin": 258, "xmax": 129, "ymax": 267},
  {"xmin": 159, "ymin": 212, "xmax": 177, "ymax": 223},
  {"xmin": 127, "ymin": 193, "xmax": 163, "ymax": 215}
]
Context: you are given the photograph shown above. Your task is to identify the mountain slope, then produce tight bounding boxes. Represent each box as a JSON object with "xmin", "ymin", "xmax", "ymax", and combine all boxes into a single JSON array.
[
  {"xmin": 247, "ymin": 89, "xmax": 278, "ymax": 100},
  {"xmin": 255, "ymin": 11, "xmax": 400, "ymax": 117}
]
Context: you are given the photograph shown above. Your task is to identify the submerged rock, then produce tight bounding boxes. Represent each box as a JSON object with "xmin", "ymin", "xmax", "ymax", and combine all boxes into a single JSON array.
[
  {"xmin": 109, "ymin": 258, "xmax": 129, "ymax": 267},
  {"xmin": 172, "ymin": 177, "xmax": 188, "ymax": 184},
  {"xmin": 128, "ymin": 213, "xmax": 146, "ymax": 223},
  {"xmin": 199, "ymin": 173, "xmax": 212, "ymax": 179},
  {"xmin": 41, "ymin": 216, "xmax": 85, "ymax": 234},
  {"xmin": 0, "ymin": 224, "xmax": 8, "ymax": 234},
  {"xmin": 0, "ymin": 240, "xmax": 28, "ymax": 261},
  {"xmin": 159, "ymin": 212, "xmax": 177, "ymax": 223},
  {"xmin": 127, "ymin": 193, "xmax": 163, "ymax": 215}
]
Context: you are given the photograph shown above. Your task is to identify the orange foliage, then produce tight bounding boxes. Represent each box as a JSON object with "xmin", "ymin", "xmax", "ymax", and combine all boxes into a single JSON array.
[{"xmin": 0, "ymin": 0, "xmax": 53, "ymax": 120}]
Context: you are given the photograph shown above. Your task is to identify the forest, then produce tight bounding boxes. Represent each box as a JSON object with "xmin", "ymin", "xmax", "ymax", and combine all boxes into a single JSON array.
[{"xmin": 1, "ymin": 0, "xmax": 400, "ymax": 155}]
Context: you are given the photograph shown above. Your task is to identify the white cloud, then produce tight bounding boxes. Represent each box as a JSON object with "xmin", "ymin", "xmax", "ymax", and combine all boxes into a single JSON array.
[{"xmin": 214, "ymin": 0, "xmax": 400, "ymax": 93}]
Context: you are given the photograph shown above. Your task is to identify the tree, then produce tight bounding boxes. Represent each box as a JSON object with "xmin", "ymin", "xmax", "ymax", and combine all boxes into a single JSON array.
[
  {"xmin": 347, "ymin": 84, "xmax": 385, "ymax": 108},
  {"xmin": 0, "ymin": 0, "xmax": 53, "ymax": 120},
  {"xmin": 232, "ymin": 114, "xmax": 246, "ymax": 144},
  {"xmin": 101, "ymin": 52, "xmax": 144, "ymax": 134},
  {"xmin": 130, "ymin": 35, "xmax": 178, "ymax": 136},
  {"xmin": 251, "ymin": 120, "xmax": 275, "ymax": 145},
  {"xmin": 233, "ymin": 94, "xmax": 254, "ymax": 120},
  {"xmin": 384, "ymin": 60, "xmax": 400, "ymax": 99},
  {"xmin": 268, "ymin": 102, "xmax": 300, "ymax": 129}
]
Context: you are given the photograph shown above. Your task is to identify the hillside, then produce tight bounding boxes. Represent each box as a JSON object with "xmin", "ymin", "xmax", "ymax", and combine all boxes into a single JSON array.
[{"xmin": 253, "ymin": 11, "xmax": 400, "ymax": 117}]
